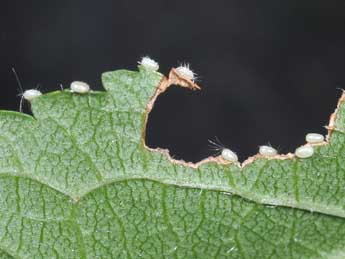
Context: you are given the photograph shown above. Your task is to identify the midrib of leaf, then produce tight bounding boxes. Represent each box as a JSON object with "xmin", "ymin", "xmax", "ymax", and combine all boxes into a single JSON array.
[
  {"xmin": 70, "ymin": 207, "xmax": 87, "ymax": 259},
  {"xmin": 0, "ymin": 158, "xmax": 344, "ymax": 258},
  {"xmin": 1, "ymin": 117, "xmax": 344, "ymax": 219}
]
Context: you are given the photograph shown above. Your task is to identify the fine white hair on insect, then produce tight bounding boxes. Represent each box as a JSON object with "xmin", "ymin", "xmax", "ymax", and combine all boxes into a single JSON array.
[
  {"xmin": 259, "ymin": 145, "xmax": 278, "ymax": 157},
  {"xmin": 175, "ymin": 63, "xmax": 197, "ymax": 81},
  {"xmin": 208, "ymin": 136, "xmax": 226, "ymax": 155},
  {"xmin": 70, "ymin": 81, "xmax": 90, "ymax": 94},
  {"xmin": 138, "ymin": 56, "xmax": 159, "ymax": 71},
  {"xmin": 12, "ymin": 68, "xmax": 42, "ymax": 112}
]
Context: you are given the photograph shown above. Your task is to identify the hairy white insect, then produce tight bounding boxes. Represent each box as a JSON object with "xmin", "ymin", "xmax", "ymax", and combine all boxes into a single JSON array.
[
  {"xmin": 295, "ymin": 145, "xmax": 314, "ymax": 158},
  {"xmin": 139, "ymin": 56, "xmax": 159, "ymax": 71},
  {"xmin": 12, "ymin": 68, "xmax": 42, "ymax": 112},
  {"xmin": 208, "ymin": 138, "xmax": 238, "ymax": 162},
  {"xmin": 70, "ymin": 81, "xmax": 90, "ymax": 94},
  {"xmin": 175, "ymin": 64, "xmax": 196, "ymax": 81},
  {"xmin": 259, "ymin": 145, "xmax": 277, "ymax": 157},
  {"xmin": 23, "ymin": 89, "xmax": 42, "ymax": 101},
  {"xmin": 221, "ymin": 148, "xmax": 238, "ymax": 162},
  {"xmin": 305, "ymin": 133, "xmax": 324, "ymax": 144}
]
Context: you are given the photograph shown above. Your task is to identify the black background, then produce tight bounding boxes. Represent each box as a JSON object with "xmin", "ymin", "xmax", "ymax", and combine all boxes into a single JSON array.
[{"xmin": 1, "ymin": 0, "xmax": 345, "ymax": 162}]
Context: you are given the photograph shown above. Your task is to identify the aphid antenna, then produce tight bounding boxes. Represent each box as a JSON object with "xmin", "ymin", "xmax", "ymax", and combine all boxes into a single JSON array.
[
  {"xmin": 208, "ymin": 136, "xmax": 225, "ymax": 149},
  {"xmin": 12, "ymin": 67, "xmax": 25, "ymax": 112},
  {"xmin": 208, "ymin": 136, "xmax": 227, "ymax": 155},
  {"xmin": 208, "ymin": 140, "xmax": 222, "ymax": 151},
  {"xmin": 12, "ymin": 67, "xmax": 24, "ymax": 94},
  {"xmin": 215, "ymin": 136, "xmax": 227, "ymax": 147}
]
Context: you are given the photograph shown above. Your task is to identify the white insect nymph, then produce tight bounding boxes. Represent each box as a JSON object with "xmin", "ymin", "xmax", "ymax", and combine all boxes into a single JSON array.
[
  {"xmin": 208, "ymin": 138, "xmax": 238, "ymax": 163},
  {"xmin": 295, "ymin": 145, "xmax": 314, "ymax": 158},
  {"xmin": 259, "ymin": 145, "xmax": 277, "ymax": 157},
  {"xmin": 139, "ymin": 56, "xmax": 159, "ymax": 71},
  {"xmin": 12, "ymin": 68, "xmax": 42, "ymax": 112},
  {"xmin": 221, "ymin": 148, "xmax": 238, "ymax": 162},
  {"xmin": 175, "ymin": 64, "xmax": 196, "ymax": 81},
  {"xmin": 23, "ymin": 89, "xmax": 42, "ymax": 101},
  {"xmin": 305, "ymin": 133, "xmax": 324, "ymax": 144},
  {"xmin": 70, "ymin": 81, "xmax": 90, "ymax": 94}
]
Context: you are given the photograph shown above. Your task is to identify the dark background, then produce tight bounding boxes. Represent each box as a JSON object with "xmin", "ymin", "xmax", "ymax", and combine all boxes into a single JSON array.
[{"xmin": 1, "ymin": 0, "xmax": 345, "ymax": 162}]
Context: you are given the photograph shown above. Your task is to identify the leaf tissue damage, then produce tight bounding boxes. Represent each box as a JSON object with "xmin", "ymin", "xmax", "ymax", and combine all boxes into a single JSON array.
[{"xmin": 0, "ymin": 62, "xmax": 345, "ymax": 259}]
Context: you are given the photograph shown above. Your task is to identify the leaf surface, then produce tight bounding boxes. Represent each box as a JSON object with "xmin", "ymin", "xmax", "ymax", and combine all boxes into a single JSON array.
[{"xmin": 0, "ymin": 66, "xmax": 345, "ymax": 258}]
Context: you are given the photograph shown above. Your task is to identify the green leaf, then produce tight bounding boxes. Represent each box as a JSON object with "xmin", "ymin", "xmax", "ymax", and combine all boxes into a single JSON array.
[{"xmin": 1, "ymin": 65, "xmax": 345, "ymax": 258}]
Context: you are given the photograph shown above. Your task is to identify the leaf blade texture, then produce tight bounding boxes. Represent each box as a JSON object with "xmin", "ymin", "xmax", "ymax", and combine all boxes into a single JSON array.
[{"xmin": 0, "ymin": 66, "xmax": 345, "ymax": 258}]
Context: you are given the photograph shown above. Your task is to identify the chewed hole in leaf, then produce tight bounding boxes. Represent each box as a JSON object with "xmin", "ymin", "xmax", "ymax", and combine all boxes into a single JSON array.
[
  {"xmin": 146, "ymin": 82, "xmax": 337, "ymax": 162},
  {"xmin": 146, "ymin": 85, "xmax": 210, "ymax": 162}
]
